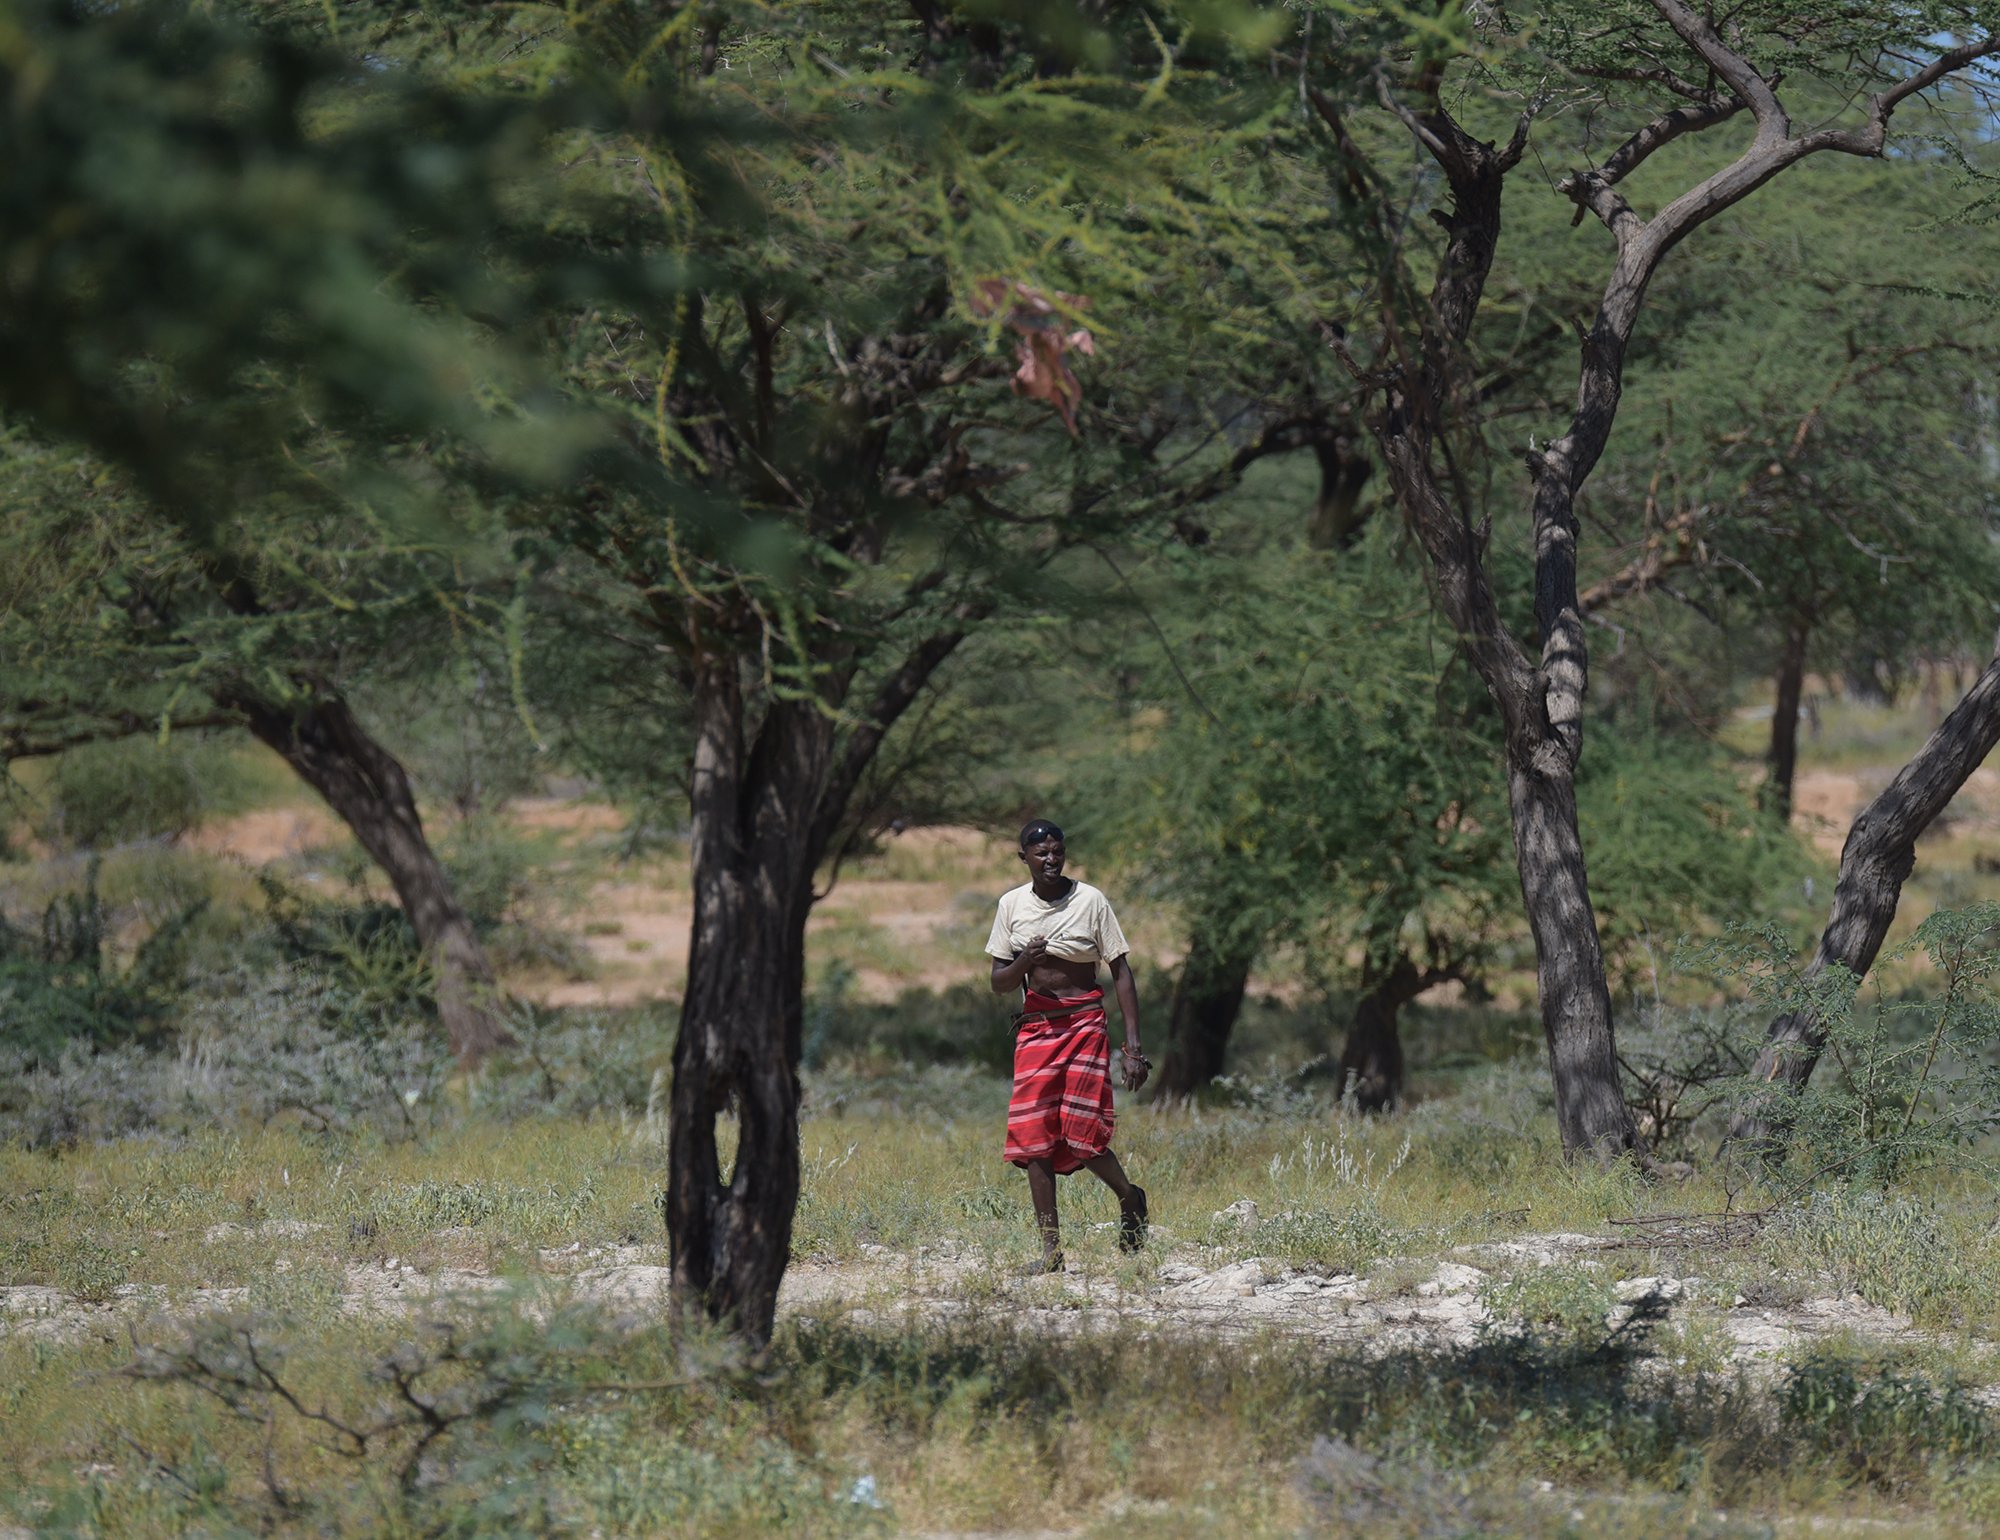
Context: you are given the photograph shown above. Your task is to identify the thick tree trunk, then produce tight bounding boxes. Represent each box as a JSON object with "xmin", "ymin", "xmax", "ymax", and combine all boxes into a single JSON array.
[
  {"xmin": 1509, "ymin": 749, "xmax": 1639, "ymax": 1157},
  {"xmin": 1762, "ymin": 617, "xmax": 1809, "ymax": 821},
  {"xmin": 668, "ymin": 898, "xmax": 805, "ymax": 1346},
  {"xmin": 228, "ymin": 689, "xmax": 511, "ymax": 1063},
  {"xmin": 1726, "ymin": 652, "xmax": 2000, "ymax": 1155},
  {"xmin": 1337, "ymin": 957, "xmax": 1424, "ymax": 1112},
  {"xmin": 1307, "ymin": 434, "xmax": 1374, "ymax": 551},
  {"xmin": 667, "ymin": 666, "xmax": 823, "ymax": 1347},
  {"xmin": 1153, "ymin": 933, "xmax": 1255, "ymax": 1099},
  {"xmin": 665, "ymin": 616, "xmax": 969, "ymax": 1345}
]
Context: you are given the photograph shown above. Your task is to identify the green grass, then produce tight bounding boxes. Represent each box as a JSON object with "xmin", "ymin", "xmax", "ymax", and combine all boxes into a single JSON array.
[
  {"xmin": 6, "ymin": 1056, "xmax": 2000, "ymax": 1535},
  {"xmin": 9, "ymin": 678, "xmax": 2000, "ymax": 1534},
  {"xmin": 8, "ymin": 1264, "xmax": 2000, "ymax": 1535}
]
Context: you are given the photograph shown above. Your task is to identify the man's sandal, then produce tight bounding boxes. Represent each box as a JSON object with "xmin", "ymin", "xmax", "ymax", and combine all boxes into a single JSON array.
[
  {"xmin": 1025, "ymin": 1248, "xmax": 1065, "ymax": 1277},
  {"xmin": 1118, "ymin": 1186, "xmax": 1149, "ymax": 1253}
]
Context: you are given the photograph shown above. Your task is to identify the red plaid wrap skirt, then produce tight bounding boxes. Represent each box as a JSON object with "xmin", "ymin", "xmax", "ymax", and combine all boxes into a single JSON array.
[{"xmin": 1005, "ymin": 989, "xmax": 1114, "ymax": 1174}]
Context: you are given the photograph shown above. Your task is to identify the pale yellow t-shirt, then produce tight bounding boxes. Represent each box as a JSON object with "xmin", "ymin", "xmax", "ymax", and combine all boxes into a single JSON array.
[{"xmin": 985, "ymin": 881, "xmax": 1130, "ymax": 965}]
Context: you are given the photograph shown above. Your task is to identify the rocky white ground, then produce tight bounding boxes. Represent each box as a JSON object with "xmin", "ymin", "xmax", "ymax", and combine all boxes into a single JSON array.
[{"xmin": 3, "ymin": 1218, "xmax": 1977, "ymax": 1395}]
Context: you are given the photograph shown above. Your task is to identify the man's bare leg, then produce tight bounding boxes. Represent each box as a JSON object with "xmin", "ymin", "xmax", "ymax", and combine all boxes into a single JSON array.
[
  {"xmin": 1084, "ymin": 1150, "xmax": 1148, "ymax": 1252},
  {"xmin": 1024, "ymin": 1158, "xmax": 1062, "ymax": 1269},
  {"xmin": 1082, "ymin": 1150, "xmax": 1134, "ymax": 1202}
]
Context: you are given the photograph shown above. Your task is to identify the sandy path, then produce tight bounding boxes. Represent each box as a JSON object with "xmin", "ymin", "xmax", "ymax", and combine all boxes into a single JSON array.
[{"xmin": 5, "ymin": 1230, "xmax": 1980, "ymax": 1396}]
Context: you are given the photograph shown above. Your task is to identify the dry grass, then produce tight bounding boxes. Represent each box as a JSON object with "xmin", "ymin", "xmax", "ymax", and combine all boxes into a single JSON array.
[
  {"xmin": 11, "ymin": 686, "xmax": 2000, "ymax": 1534},
  {"xmin": 8, "ymin": 1059, "xmax": 2000, "ymax": 1535}
]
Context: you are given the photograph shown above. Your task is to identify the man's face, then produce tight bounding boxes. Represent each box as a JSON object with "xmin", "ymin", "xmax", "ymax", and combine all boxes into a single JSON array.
[{"xmin": 1020, "ymin": 836, "xmax": 1066, "ymax": 884}]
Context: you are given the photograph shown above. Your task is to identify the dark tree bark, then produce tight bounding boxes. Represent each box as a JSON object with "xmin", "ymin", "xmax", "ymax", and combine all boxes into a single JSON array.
[
  {"xmin": 1726, "ymin": 652, "xmax": 2000, "ymax": 1155},
  {"xmin": 667, "ymin": 622, "xmax": 973, "ymax": 1346},
  {"xmin": 1508, "ymin": 757, "xmax": 1632, "ymax": 1151},
  {"xmin": 1762, "ymin": 617, "xmax": 1810, "ymax": 821},
  {"xmin": 1153, "ymin": 933, "xmax": 1256, "ymax": 1100},
  {"xmin": 1338, "ymin": 954, "xmax": 1475, "ymax": 1112},
  {"xmin": 1346, "ymin": 85, "xmax": 1642, "ymax": 1159},
  {"xmin": 668, "ymin": 670, "xmax": 823, "ymax": 1346},
  {"xmin": 1338, "ymin": 957, "xmax": 1418, "ymax": 1112},
  {"xmin": 1307, "ymin": 433, "xmax": 1375, "ymax": 551},
  {"xmin": 1335, "ymin": 8, "xmax": 1997, "ymax": 1159},
  {"xmin": 223, "ymin": 688, "xmax": 512, "ymax": 1063}
]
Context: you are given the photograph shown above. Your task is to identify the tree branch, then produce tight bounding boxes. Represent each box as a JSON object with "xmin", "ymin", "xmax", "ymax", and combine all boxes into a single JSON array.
[
  {"xmin": 3, "ymin": 707, "xmax": 240, "ymax": 762},
  {"xmin": 1646, "ymin": 0, "xmax": 1786, "ymax": 133},
  {"xmin": 1797, "ymin": 34, "xmax": 2000, "ymax": 157},
  {"xmin": 1596, "ymin": 94, "xmax": 1746, "ymax": 189},
  {"xmin": 807, "ymin": 601, "xmax": 990, "ymax": 870}
]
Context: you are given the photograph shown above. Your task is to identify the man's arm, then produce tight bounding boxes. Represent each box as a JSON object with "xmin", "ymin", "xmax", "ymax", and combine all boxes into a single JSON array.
[
  {"xmin": 1104, "ymin": 948, "xmax": 1152, "ymax": 1080},
  {"xmin": 990, "ymin": 937, "xmax": 1047, "ymax": 993}
]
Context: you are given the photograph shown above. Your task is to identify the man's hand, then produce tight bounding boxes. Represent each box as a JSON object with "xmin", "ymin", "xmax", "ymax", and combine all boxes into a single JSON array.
[
  {"xmin": 1121, "ymin": 1048, "xmax": 1150, "ymax": 1093},
  {"xmin": 1017, "ymin": 935, "xmax": 1049, "ymax": 969}
]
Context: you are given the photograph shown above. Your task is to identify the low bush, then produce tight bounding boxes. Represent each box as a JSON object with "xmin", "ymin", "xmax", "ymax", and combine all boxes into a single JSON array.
[
  {"xmin": 1780, "ymin": 1348, "xmax": 1997, "ymax": 1490},
  {"xmin": 1758, "ymin": 1188, "xmax": 1990, "ymax": 1327},
  {"xmin": 801, "ymin": 968, "xmax": 1016, "ymax": 1073},
  {"xmin": 0, "ymin": 965, "xmax": 446, "ymax": 1148},
  {"xmin": 30, "ymin": 736, "xmax": 280, "ymax": 853},
  {"xmin": 0, "ymin": 857, "xmax": 202, "ymax": 1066},
  {"xmin": 1479, "ymin": 1263, "xmax": 1622, "ymax": 1350},
  {"xmin": 36, "ymin": 738, "xmax": 206, "ymax": 850},
  {"xmin": 1678, "ymin": 905, "xmax": 2000, "ymax": 1185}
]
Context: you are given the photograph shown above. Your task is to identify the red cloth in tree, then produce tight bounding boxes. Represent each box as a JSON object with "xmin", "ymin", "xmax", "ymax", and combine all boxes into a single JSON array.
[{"xmin": 1005, "ymin": 989, "xmax": 1114, "ymax": 1174}]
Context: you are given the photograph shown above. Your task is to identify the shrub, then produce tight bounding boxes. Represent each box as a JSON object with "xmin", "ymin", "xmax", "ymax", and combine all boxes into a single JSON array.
[
  {"xmin": 0, "ymin": 856, "xmax": 201, "ymax": 1065},
  {"xmin": 472, "ymin": 1003, "xmax": 664, "ymax": 1121},
  {"xmin": 1780, "ymin": 1349, "xmax": 1996, "ymax": 1489},
  {"xmin": 38, "ymin": 738, "xmax": 205, "ymax": 849},
  {"xmin": 1478, "ymin": 1264, "xmax": 1621, "ymax": 1350},
  {"xmin": 256, "ymin": 873, "xmax": 433, "ymax": 1027},
  {"xmin": 1682, "ymin": 905, "xmax": 2000, "ymax": 1185},
  {"xmin": 0, "ymin": 965, "xmax": 447, "ymax": 1148},
  {"xmin": 1255, "ymin": 1207, "xmax": 1407, "ymax": 1272},
  {"xmin": 1759, "ymin": 1189, "xmax": 1985, "ymax": 1326},
  {"xmin": 802, "ymin": 971, "xmax": 1016, "ymax": 1073},
  {"xmin": 52, "ymin": 1236, "xmax": 129, "ymax": 1304},
  {"xmin": 115, "ymin": 1299, "xmax": 873, "ymax": 1537}
]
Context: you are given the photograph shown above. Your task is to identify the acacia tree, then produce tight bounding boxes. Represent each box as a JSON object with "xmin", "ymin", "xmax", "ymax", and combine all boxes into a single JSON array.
[
  {"xmin": 1310, "ymin": 0, "xmax": 2000, "ymax": 1158},
  {"xmin": 430, "ymin": 0, "xmax": 1343, "ymax": 1343},
  {"xmin": 0, "ymin": 441, "xmax": 542, "ymax": 1061},
  {"xmin": 1570, "ymin": 160, "xmax": 2000, "ymax": 821},
  {"xmin": 1068, "ymin": 529, "xmax": 1513, "ymax": 1104},
  {"xmin": 1074, "ymin": 517, "xmax": 1807, "ymax": 1107},
  {"xmin": 0, "ymin": 4, "xmax": 633, "ymax": 1059}
]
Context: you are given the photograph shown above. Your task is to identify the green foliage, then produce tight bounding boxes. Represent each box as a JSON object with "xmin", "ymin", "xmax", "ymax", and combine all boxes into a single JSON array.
[
  {"xmin": 40, "ymin": 739, "xmax": 201, "ymax": 849},
  {"xmin": 1780, "ymin": 1348, "xmax": 1997, "ymax": 1488},
  {"xmin": 1694, "ymin": 904, "xmax": 2000, "ymax": 1185},
  {"xmin": 256, "ymin": 874, "xmax": 433, "ymax": 1030},
  {"xmin": 366, "ymin": 1179, "xmax": 600, "ymax": 1241},
  {"xmin": 802, "ymin": 969, "xmax": 1016, "ymax": 1073},
  {"xmin": 1254, "ymin": 1206, "xmax": 1410, "ymax": 1271},
  {"xmin": 1593, "ymin": 153, "xmax": 2000, "ymax": 685},
  {"xmin": 0, "ymin": 857, "xmax": 200, "ymax": 1066},
  {"xmin": 1760, "ymin": 1189, "xmax": 1986, "ymax": 1324},
  {"xmin": 50, "ymin": 1237, "xmax": 129, "ymax": 1306},
  {"xmin": 1577, "ymin": 721, "xmax": 1817, "ymax": 983},
  {"xmin": 27, "ymin": 736, "xmax": 274, "ymax": 851},
  {"xmin": 1070, "ymin": 512, "xmax": 1813, "ymax": 1005},
  {"xmin": 1070, "ymin": 527, "xmax": 1516, "ymax": 982},
  {"xmin": 1479, "ymin": 1264, "xmax": 1622, "ymax": 1351},
  {"xmin": 0, "ymin": 0, "xmax": 629, "ymax": 508}
]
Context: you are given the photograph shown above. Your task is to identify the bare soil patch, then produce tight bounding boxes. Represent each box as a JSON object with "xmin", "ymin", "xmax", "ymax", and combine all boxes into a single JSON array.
[
  {"xmin": 183, "ymin": 805, "xmax": 347, "ymax": 864},
  {"xmin": 6, "ymin": 1230, "xmax": 1981, "ymax": 1393}
]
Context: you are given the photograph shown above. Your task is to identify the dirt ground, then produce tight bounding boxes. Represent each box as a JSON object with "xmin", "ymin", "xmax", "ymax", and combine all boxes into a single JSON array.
[
  {"xmin": 4, "ymin": 1224, "xmax": 1979, "ymax": 1402},
  {"xmin": 170, "ymin": 734, "xmax": 2000, "ymax": 1015}
]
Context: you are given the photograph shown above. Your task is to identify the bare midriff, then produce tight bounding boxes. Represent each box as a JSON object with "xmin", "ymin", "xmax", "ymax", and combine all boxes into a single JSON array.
[{"xmin": 1024, "ymin": 954, "xmax": 1101, "ymax": 999}]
